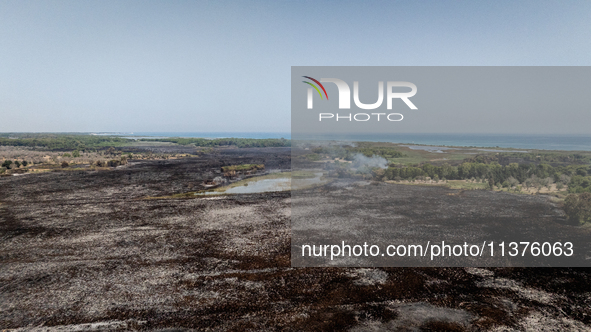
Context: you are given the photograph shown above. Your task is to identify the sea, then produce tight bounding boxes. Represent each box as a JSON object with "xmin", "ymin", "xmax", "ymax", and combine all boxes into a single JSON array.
[{"xmin": 96, "ymin": 132, "xmax": 591, "ymax": 151}]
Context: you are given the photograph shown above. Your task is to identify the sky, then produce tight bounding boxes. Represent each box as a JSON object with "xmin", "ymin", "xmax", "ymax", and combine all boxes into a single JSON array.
[{"xmin": 1, "ymin": 0, "xmax": 591, "ymax": 134}]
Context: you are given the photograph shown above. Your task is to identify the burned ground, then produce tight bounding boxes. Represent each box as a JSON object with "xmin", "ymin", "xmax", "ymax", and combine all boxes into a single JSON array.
[
  {"xmin": 1, "ymin": 147, "xmax": 590, "ymax": 331},
  {"xmin": 292, "ymin": 180, "xmax": 591, "ymax": 267}
]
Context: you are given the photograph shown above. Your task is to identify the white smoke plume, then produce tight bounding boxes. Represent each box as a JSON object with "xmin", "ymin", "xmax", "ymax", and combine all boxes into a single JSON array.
[{"xmin": 352, "ymin": 154, "xmax": 388, "ymax": 171}]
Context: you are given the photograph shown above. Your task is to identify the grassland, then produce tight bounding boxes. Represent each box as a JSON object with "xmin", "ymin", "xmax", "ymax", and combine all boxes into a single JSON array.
[
  {"xmin": 386, "ymin": 146, "xmax": 474, "ymax": 164},
  {"xmin": 386, "ymin": 179, "xmax": 489, "ymax": 190},
  {"xmin": 221, "ymin": 164, "xmax": 265, "ymax": 172}
]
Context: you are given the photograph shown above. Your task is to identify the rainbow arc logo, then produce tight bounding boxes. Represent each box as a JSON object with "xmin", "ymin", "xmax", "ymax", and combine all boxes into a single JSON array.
[{"xmin": 302, "ymin": 76, "xmax": 328, "ymax": 100}]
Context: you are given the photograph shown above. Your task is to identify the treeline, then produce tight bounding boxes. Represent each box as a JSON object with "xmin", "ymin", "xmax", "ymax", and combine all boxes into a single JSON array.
[
  {"xmin": 1, "ymin": 160, "xmax": 29, "ymax": 173},
  {"xmin": 384, "ymin": 162, "xmax": 591, "ymax": 193},
  {"xmin": 465, "ymin": 152, "xmax": 591, "ymax": 165},
  {"xmin": 0, "ymin": 134, "xmax": 291, "ymax": 150},
  {"xmin": 0, "ymin": 136, "xmax": 132, "ymax": 151},
  {"xmin": 140, "ymin": 138, "xmax": 290, "ymax": 148}
]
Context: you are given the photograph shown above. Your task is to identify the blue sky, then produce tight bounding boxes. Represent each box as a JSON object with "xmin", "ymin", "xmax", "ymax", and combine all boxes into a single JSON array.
[{"xmin": 1, "ymin": 0, "xmax": 591, "ymax": 133}]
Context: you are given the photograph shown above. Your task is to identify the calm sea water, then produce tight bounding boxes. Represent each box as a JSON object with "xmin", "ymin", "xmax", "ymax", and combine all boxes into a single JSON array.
[
  {"xmin": 297, "ymin": 133, "xmax": 591, "ymax": 151},
  {"xmin": 103, "ymin": 132, "xmax": 591, "ymax": 151}
]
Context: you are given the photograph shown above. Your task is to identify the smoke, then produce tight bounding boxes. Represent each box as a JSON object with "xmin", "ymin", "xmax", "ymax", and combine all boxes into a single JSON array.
[
  {"xmin": 334, "ymin": 141, "xmax": 357, "ymax": 148},
  {"xmin": 352, "ymin": 154, "xmax": 388, "ymax": 172}
]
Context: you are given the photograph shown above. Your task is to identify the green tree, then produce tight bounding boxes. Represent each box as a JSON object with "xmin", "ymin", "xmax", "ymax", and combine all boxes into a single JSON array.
[
  {"xmin": 559, "ymin": 174, "xmax": 571, "ymax": 185},
  {"xmin": 507, "ymin": 177, "xmax": 519, "ymax": 188},
  {"xmin": 564, "ymin": 193, "xmax": 591, "ymax": 224},
  {"xmin": 568, "ymin": 175, "xmax": 591, "ymax": 193},
  {"xmin": 2, "ymin": 160, "xmax": 12, "ymax": 169}
]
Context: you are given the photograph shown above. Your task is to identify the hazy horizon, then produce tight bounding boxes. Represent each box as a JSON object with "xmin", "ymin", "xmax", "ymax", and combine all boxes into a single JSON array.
[{"xmin": 3, "ymin": 131, "xmax": 591, "ymax": 137}]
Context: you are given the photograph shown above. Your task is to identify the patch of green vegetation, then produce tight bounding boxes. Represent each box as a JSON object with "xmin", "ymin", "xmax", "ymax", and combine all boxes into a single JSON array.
[
  {"xmin": 349, "ymin": 144, "xmax": 405, "ymax": 159},
  {"xmin": 1, "ymin": 160, "xmax": 12, "ymax": 169},
  {"xmin": 221, "ymin": 164, "xmax": 265, "ymax": 172},
  {"xmin": 568, "ymin": 175, "xmax": 591, "ymax": 193},
  {"xmin": 382, "ymin": 161, "xmax": 589, "ymax": 193},
  {"xmin": 0, "ymin": 134, "xmax": 132, "ymax": 151},
  {"xmin": 564, "ymin": 193, "xmax": 591, "ymax": 224},
  {"xmin": 0, "ymin": 133, "xmax": 292, "ymax": 151},
  {"xmin": 308, "ymin": 142, "xmax": 406, "ymax": 162},
  {"xmin": 467, "ymin": 152, "xmax": 591, "ymax": 165},
  {"xmin": 385, "ymin": 155, "xmax": 431, "ymax": 164},
  {"xmin": 305, "ymin": 141, "xmax": 591, "ymax": 197},
  {"xmin": 445, "ymin": 180, "xmax": 489, "ymax": 190},
  {"xmin": 387, "ymin": 179, "xmax": 488, "ymax": 190},
  {"xmin": 387, "ymin": 147, "xmax": 486, "ymax": 165}
]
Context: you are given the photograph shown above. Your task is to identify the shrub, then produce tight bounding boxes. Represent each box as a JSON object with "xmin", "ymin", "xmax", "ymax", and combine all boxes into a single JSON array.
[
  {"xmin": 221, "ymin": 164, "xmax": 264, "ymax": 172},
  {"xmin": 2, "ymin": 160, "xmax": 12, "ymax": 169},
  {"xmin": 61, "ymin": 161, "xmax": 69, "ymax": 168},
  {"xmin": 371, "ymin": 168, "xmax": 386, "ymax": 181},
  {"xmin": 564, "ymin": 193, "xmax": 591, "ymax": 224},
  {"xmin": 568, "ymin": 175, "xmax": 591, "ymax": 193}
]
